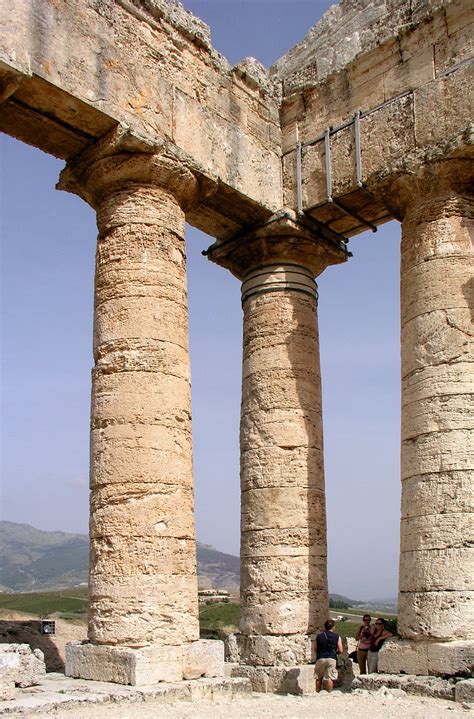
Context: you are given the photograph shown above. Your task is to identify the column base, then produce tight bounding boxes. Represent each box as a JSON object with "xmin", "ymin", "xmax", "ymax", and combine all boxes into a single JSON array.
[
  {"xmin": 65, "ymin": 639, "xmax": 224, "ymax": 686},
  {"xmin": 378, "ymin": 638, "xmax": 474, "ymax": 677}
]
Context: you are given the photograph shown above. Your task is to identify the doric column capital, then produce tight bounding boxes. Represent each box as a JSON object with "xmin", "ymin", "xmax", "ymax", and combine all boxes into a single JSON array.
[
  {"xmin": 57, "ymin": 126, "xmax": 199, "ymax": 211},
  {"xmin": 204, "ymin": 209, "xmax": 349, "ymax": 280},
  {"xmin": 382, "ymin": 155, "xmax": 473, "ymax": 223}
]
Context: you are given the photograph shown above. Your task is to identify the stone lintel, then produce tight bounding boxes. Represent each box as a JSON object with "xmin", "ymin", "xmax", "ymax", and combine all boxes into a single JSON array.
[
  {"xmin": 378, "ymin": 638, "xmax": 474, "ymax": 677},
  {"xmin": 65, "ymin": 639, "xmax": 225, "ymax": 686},
  {"xmin": 204, "ymin": 209, "xmax": 349, "ymax": 280}
]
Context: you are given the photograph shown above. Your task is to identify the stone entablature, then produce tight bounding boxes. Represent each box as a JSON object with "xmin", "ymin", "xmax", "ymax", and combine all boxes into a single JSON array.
[{"xmin": 0, "ymin": 0, "xmax": 282, "ymax": 239}]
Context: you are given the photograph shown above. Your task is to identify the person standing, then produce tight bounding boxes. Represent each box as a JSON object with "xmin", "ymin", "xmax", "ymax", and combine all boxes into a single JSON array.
[
  {"xmin": 367, "ymin": 618, "xmax": 393, "ymax": 673},
  {"xmin": 315, "ymin": 619, "xmax": 343, "ymax": 693},
  {"xmin": 355, "ymin": 614, "xmax": 373, "ymax": 674}
]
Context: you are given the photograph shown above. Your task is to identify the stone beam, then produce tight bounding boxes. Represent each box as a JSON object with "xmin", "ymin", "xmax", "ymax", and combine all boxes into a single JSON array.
[
  {"xmin": 274, "ymin": 0, "xmax": 473, "ymax": 237},
  {"xmin": 0, "ymin": 0, "xmax": 282, "ymax": 239}
]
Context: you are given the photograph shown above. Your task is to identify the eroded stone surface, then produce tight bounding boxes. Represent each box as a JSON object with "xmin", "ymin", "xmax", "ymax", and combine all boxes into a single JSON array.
[
  {"xmin": 378, "ymin": 638, "xmax": 474, "ymax": 677},
  {"xmin": 65, "ymin": 642, "xmax": 184, "ymax": 685},
  {"xmin": 0, "ymin": 644, "xmax": 46, "ymax": 688},
  {"xmin": 183, "ymin": 640, "xmax": 225, "ymax": 680}
]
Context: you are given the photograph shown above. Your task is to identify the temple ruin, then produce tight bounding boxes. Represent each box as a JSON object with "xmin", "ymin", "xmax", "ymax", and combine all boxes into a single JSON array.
[{"xmin": 1, "ymin": 0, "xmax": 472, "ymax": 688}]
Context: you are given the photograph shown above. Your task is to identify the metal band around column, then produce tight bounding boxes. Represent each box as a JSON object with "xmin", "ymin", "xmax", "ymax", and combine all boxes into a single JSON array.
[{"xmin": 241, "ymin": 264, "xmax": 318, "ymax": 305}]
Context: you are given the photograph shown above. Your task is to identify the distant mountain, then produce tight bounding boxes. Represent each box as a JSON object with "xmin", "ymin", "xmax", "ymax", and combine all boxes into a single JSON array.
[
  {"xmin": 0, "ymin": 522, "xmax": 395, "ymax": 608},
  {"xmin": 0, "ymin": 521, "xmax": 240, "ymax": 592},
  {"xmin": 0, "ymin": 522, "xmax": 89, "ymax": 591}
]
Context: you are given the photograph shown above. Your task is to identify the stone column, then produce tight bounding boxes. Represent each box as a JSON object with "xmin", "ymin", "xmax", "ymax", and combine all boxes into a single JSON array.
[
  {"xmin": 58, "ymin": 145, "xmax": 219, "ymax": 685},
  {"xmin": 206, "ymin": 213, "xmax": 348, "ymax": 670},
  {"xmin": 379, "ymin": 162, "xmax": 474, "ymax": 676}
]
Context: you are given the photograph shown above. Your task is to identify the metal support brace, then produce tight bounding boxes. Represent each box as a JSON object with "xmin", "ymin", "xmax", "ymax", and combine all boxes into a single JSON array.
[
  {"xmin": 324, "ymin": 127, "xmax": 333, "ymax": 202},
  {"xmin": 354, "ymin": 110, "xmax": 363, "ymax": 189},
  {"xmin": 295, "ymin": 104, "xmax": 393, "ymax": 232},
  {"xmin": 296, "ymin": 141, "xmax": 303, "ymax": 214}
]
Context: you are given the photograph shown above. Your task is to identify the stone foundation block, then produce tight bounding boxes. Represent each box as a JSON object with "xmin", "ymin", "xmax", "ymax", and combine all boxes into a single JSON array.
[
  {"xmin": 65, "ymin": 641, "xmax": 183, "ymax": 685},
  {"xmin": 230, "ymin": 664, "xmax": 288, "ymax": 693},
  {"xmin": 280, "ymin": 665, "xmax": 317, "ymax": 695},
  {"xmin": 378, "ymin": 638, "xmax": 474, "ymax": 676},
  {"xmin": 187, "ymin": 676, "xmax": 252, "ymax": 701},
  {"xmin": 0, "ymin": 644, "xmax": 46, "ymax": 688},
  {"xmin": 183, "ymin": 639, "xmax": 225, "ymax": 679},
  {"xmin": 237, "ymin": 634, "xmax": 313, "ymax": 666},
  {"xmin": 224, "ymin": 634, "xmax": 240, "ymax": 663},
  {"xmin": 352, "ymin": 673, "xmax": 456, "ymax": 700},
  {"xmin": 455, "ymin": 679, "xmax": 474, "ymax": 704},
  {"xmin": 230, "ymin": 664, "xmax": 316, "ymax": 694}
]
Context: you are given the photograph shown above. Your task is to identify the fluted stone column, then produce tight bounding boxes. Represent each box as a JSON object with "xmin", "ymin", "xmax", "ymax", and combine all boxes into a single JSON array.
[
  {"xmin": 58, "ymin": 145, "xmax": 217, "ymax": 685},
  {"xmin": 379, "ymin": 162, "xmax": 474, "ymax": 676},
  {"xmin": 206, "ymin": 213, "xmax": 347, "ymax": 668}
]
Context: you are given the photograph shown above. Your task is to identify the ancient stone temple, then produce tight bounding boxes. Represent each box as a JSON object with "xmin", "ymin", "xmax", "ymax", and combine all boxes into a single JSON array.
[{"xmin": 1, "ymin": 0, "xmax": 472, "ymax": 687}]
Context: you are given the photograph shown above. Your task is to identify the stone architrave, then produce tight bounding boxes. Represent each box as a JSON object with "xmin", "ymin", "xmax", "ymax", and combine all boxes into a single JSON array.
[
  {"xmin": 379, "ymin": 160, "xmax": 474, "ymax": 676},
  {"xmin": 58, "ymin": 138, "xmax": 204, "ymax": 683},
  {"xmin": 206, "ymin": 212, "xmax": 347, "ymax": 666}
]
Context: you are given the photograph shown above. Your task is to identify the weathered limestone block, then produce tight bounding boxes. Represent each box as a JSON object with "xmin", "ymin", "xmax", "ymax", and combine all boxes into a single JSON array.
[
  {"xmin": 230, "ymin": 664, "xmax": 288, "ymax": 693},
  {"xmin": 237, "ymin": 633, "xmax": 313, "ymax": 666},
  {"xmin": 455, "ymin": 679, "xmax": 474, "ymax": 704},
  {"xmin": 65, "ymin": 641, "xmax": 183, "ymax": 685},
  {"xmin": 353, "ymin": 672, "xmax": 456, "ymax": 700},
  {"xmin": 399, "ymin": 547, "xmax": 473, "ymax": 592},
  {"xmin": 241, "ymin": 447, "xmax": 325, "ymax": 491},
  {"xmin": 241, "ymin": 488, "xmax": 326, "ymax": 531},
  {"xmin": 230, "ymin": 652, "xmax": 352, "ymax": 694},
  {"xmin": 379, "ymin": 638, "xmax": 474, "ymax": 676},
  {"xmin": 230, "ymin": 664, "xmax": 316, "ymax": 694},
  {"xmin": 398, "ymin": 590, "xmax": 474, "ymax": 641},
  {"xmin": 0, "ymin": 644, "xmax": 46, "ymax": 688},
  {"xmin": 401, "ymin": 472, "xmax": 473, "ymax": 519},
  {"xmin": 400, "ymin": 513, "xmax": 473, "ymax": 552},
  {"xmin": 182, "ymin": 640, "xmax": 225, "ymax": 680}
]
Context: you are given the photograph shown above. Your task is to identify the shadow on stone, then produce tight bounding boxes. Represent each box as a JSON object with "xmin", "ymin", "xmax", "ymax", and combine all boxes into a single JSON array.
[{"xmin": 0, "ymin": 621, "xmax": 64, "ymax": 672}]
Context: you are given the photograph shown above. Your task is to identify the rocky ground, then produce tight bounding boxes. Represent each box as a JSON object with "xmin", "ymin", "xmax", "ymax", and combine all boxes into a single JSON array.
[{"xmin": 39, "ymin": 688, "xmax": 473, "ymax": 719}]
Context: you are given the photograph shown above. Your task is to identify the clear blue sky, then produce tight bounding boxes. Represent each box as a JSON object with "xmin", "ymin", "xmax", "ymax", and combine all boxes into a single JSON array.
[{"xmin": 0, "ymin": 0, "xmax": 401, "ymax": 600}]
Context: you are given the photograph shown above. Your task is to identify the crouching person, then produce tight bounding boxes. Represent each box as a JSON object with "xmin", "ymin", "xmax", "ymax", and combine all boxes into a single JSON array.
[{"xmin": 315, "ymin": 619, "xmax": 343, "ymax": 693}]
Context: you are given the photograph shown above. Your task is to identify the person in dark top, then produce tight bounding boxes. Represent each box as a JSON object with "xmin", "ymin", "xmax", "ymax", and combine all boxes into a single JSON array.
[
  {"xmin": 367, "ymin": 617, "xmax": 393, "ymax": 673},
  {"xmin": 355, "ymin": 614, "xmax": 374, "ymax": 674},
  {"xmin": 315, "ymin": 619, "xmax": 343, "ymax": 693}
]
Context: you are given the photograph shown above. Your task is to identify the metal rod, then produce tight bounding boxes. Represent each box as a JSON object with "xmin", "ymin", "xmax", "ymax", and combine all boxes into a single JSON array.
[
  {"xmin": 354, "ymin": 110, "xmax": 363, "ymax": 188},
  {"xmin": 296, "ymin": 142, "xmax": 303, "ymax": 214},
  {"xmin": 324, "ymin": 127, "xmax": 332, "ymax": 202},
  {"xmin": 331, "ymin": 197, "xmax": 378, "ymax": 232}
]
